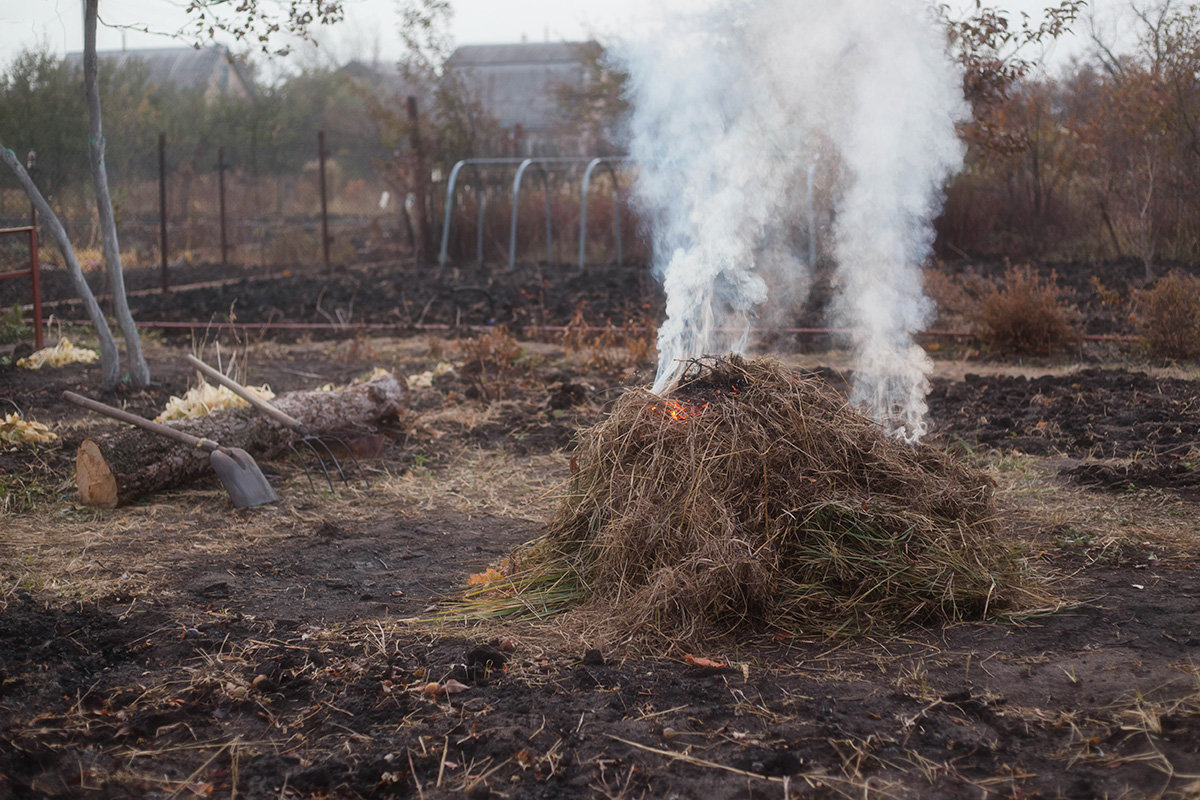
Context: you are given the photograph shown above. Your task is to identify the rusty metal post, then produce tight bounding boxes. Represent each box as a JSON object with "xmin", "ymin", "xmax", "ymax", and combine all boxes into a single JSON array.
[
  {"xmin": 29, "ymin": 226, "xmax": 42, "ymax": 350},
  {"xmin": 406, "ymin": 96, "xmax": 431, "ymax": 265},
  {"xmin": 318, "ymin": 130, "xmax": 331, "ymax": 271},
  {"xmin": 158, "ymin": 132, "xmax": 169, "ymax": 292},
  {"xmin": 217, "ymin": 147, "xmax": 228, "ymax": 266}
]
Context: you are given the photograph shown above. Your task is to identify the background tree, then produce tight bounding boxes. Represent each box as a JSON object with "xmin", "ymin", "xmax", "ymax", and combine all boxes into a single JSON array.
[
  {"xmin": 553, "ymin": 40, "xmax": 628, "ymax": 155},
  {"xmin": 84, "ymin": 0, "xmax": 150, "ymax": 388},
  {"xmin": 391, "ymin": 0, "xmax": 501, "ymax": 164}
]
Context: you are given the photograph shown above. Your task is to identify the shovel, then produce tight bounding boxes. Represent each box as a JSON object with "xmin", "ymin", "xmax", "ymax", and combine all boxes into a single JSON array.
[
  {"xmin": 63, "ymin": 390, "xmax": 279, "ymax": 508},
  {"xmin": 184, "ymin": 354, "xmax": 367, "ymax": 491}
]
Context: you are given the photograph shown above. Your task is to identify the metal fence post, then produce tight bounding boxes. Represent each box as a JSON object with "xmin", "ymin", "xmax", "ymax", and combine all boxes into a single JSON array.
[
  {"xmin": 0, "ymin": 226, "xmax": 44, "ymax": 349},
  {"xmin": 29, "ymin": 225, "xmax": 42, "ymax": 350},
  {"xmin": 318, "ymin": 130, "xmax": 331, "ymax": 271},
  {"xmin": 158, "ymin": 132, "xmax": 168, "ymax": 292},
  {"xmin": 218, "ymin": 147, "xmax": 228, "ymax": 266}
]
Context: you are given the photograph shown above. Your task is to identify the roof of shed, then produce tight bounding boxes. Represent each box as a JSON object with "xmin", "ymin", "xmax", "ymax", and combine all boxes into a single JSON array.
[
  {"xmin": 64, "ymin": 45, "xmax": 251, "ymax": 95},
  {"xmin": 446, "ymin": 42, "xmax": 587, "ymax": 68}
]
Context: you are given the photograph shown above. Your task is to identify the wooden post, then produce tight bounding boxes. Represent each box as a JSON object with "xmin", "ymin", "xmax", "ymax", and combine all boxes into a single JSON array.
[
  {"xmin": 158, "ymin": 132, "xmax": 169, "ymax": 293},
  {"xmin": 406, "ymin": 97, "xmax": 431, "ymax": 265},
  {"xmin": 318, "ymin": 130, "xmax": 331, "ymax": 271},
  {"xmin": 218, "ymin": 147, "xmax": 228, "ymax": 266}
]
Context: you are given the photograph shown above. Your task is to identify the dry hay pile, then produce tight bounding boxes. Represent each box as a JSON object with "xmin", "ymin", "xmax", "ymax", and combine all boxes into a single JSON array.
[{"xmin": 470, "ymin": 356, "xmax": 1026, "ymax": 641}]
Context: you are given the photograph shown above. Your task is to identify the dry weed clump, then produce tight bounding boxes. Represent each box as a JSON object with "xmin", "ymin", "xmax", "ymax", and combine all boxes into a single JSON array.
[
  {"xmin": 561, "ymin": 307, "xmax": 654, "ymax": 372},
  {"xmin": 1135, "ymin": 271, "xmax": 1200, "ymax": 360},
  {"xmin": 456, "ymin": 326, "xmax": 525, "ymax": 401},
  {"xmin": 973, "ymin": 265, "xmax": 1081, "ymax": 355},
  {"xmin": 464, "ymin": 356, "xmax": 1027, "ymax": 643}
]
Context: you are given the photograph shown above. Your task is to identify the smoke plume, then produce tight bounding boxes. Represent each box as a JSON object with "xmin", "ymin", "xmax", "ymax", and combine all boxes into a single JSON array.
[{"xmin": 620, "ymin": 0, "xmax": 965, "ymax": 440}]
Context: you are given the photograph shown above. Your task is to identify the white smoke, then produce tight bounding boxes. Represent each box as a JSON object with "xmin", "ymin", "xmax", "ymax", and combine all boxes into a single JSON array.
[{"xmin": 620, "ymin": 0, "xmax": 965, "ymax": 440}]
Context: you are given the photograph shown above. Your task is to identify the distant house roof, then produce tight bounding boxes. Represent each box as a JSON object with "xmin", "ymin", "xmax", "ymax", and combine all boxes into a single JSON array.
[
  {"xmin": 447, "ymin": 42, "xmax": 586, "ymax": 68},
  {"xmin": 445, "ymin": 41, "xmax": 590, "ymax": 134},
  {"xmin": 340, "ymin": 59, "xmax": 424, "ymax": 99},
  {"xmin": 64, "ymin": 45, "xmax": 254, "ymax": 102}
]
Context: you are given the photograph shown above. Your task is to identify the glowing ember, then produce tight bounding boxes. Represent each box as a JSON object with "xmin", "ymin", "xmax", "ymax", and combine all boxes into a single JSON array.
[
  {"xmin": 652, "ymin": 398, "xmax": 705, "ymax": 422},
  {"xmin": 651, "ymin": 386, "xmax": 740, "ymax": 421}
]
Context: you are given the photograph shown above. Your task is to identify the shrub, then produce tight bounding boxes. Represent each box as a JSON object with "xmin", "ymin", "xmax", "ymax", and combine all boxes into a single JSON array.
[
  {"xmin": 973, "ymin": 265, "xmax": 1081, "ymax": 355},
  {"xmin": 1135, "ymin": 271, "xmax": 1200, "ymax": 361},
  {"xmin": 0, "ymin": 305, "xmax": 31, "ymax": 345}
]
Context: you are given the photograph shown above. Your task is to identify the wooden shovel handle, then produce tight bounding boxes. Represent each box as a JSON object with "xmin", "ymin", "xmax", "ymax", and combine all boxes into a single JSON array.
[
  {"xmin": 184, "ymin": 354, "xmax": 305, "ymax": 433},
  {"xmin": 63, "ymin": 391, "xmax": 217, "ymax": 452}
]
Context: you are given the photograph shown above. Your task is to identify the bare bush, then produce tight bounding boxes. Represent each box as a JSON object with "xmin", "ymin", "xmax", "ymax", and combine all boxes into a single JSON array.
[
  {"xmin": 1136, "ymin": 271, "xmax": 1200, "ymax": 361},
  {"xmin": 973, "ymin": 264, "xmax": 1081, "ymax": 355}
]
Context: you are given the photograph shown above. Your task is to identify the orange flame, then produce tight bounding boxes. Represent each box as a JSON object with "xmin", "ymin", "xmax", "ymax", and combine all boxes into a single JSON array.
[
  {"xmin": 650, "ymin": 399, "xmax": 708, "ymax": 421},
  {"xmin": 650, "ymin": 384, "xmax": 741, "ymax": 421}
]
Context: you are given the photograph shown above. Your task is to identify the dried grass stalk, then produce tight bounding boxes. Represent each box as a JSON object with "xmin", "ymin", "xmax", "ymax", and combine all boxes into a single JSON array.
[{"xmin": 479, "ymin": 356, "xmax": 1027, "ymax": 641}]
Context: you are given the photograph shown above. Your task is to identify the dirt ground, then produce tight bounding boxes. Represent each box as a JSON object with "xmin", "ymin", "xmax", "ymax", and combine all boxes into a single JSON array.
[{"xmin": 2, "ymin": 260, "xmax": 1200, "ymax": 799}]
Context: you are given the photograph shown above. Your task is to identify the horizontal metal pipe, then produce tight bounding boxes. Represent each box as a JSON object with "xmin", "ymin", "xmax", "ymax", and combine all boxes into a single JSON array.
[{"xmin": 57, "ymin": 318, "xmax": 1140, "ymax": 342}]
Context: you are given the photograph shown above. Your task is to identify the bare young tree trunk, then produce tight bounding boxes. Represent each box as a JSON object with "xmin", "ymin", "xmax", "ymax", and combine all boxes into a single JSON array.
[
  {"xmin": 83, "ymin": 0, "xmax": 150, "ymax": 388},
  {"xmin": 0, "ymin": 145, "xmax": 121, "ymax": 387}
]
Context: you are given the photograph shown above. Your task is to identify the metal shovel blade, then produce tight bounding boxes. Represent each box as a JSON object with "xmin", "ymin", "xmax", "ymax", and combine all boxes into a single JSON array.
[{"xmin": 209, "ymin": 447, "xmax": 279, "ymax": 508}]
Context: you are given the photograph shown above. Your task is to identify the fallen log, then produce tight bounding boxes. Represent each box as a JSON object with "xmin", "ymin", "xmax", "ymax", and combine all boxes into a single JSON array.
[{"xmin": 75, "ymin": 371, "xmax": 406, "ymax": 508}]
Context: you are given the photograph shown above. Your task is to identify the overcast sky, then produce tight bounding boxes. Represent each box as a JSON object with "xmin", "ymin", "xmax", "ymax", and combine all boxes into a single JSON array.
[{"xmin": 0, "ymin": 1, "xmax": 1132, "ymax": 72}]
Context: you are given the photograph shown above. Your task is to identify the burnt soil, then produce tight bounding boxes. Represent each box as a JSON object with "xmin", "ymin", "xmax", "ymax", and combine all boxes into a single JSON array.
[
  {"xmin": 2, "ymin": 259, "xmax": 1199, "ymax": 799},
  {"xmin": 928, "ymin": 369, "xmax": 1200, "ymax": 500}
]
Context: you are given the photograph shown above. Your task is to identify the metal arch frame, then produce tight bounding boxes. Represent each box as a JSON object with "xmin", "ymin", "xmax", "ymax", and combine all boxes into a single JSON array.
[
  {"xmin": 439, "ymin": 156, "xmax": 631, "ymax": 270},
  {"xmin": 438, "ymin": 157, "xmax": 526, "ymax": 268},
  {"xmin": 579, "ymin": 156, "xmax": 632, "ymax": 271},
  {"xmin": 506, "ymin": 157, "xmax": 606, "ymax": 270},
  {"xmin": 507, "ymin": 158, "xmax": 554, "ymax": 270}
]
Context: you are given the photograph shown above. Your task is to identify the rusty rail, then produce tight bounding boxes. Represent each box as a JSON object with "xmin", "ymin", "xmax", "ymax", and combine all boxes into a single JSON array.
[
  {"xmin": 56, "ymin": 318, "xmax": 1140, "ymax": 344},
  {"xmin": 0, "ymin": 225, "xmax": 43, "ymax": 349}
]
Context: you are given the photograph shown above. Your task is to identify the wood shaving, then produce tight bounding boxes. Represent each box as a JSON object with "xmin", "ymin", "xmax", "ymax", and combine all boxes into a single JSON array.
[
  {"xmin": 17, "ymin": 339, "xmax": 99, "ymax": 369},
  {"xmin": 156, "ymin": 379, "xmax": 275, "ymax": 421},
  {"xmin": 0, "ymin": 412, "xmax": 57, "ymax": 446}
]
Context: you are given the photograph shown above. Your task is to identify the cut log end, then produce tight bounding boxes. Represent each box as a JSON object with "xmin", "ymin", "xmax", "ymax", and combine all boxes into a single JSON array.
[{"xmin": 77, "ymin": 438, "xmax": 118, "ymax": 508}]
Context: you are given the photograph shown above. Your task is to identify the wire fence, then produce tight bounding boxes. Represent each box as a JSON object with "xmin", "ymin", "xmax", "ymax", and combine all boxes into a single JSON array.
[
  {"xmin": 0, "ymin": 129, "xmax": 410, "ymax": 280},
  {"xmin": 0, "ymin": 131, "xmax": 642, "ymax": 293}
]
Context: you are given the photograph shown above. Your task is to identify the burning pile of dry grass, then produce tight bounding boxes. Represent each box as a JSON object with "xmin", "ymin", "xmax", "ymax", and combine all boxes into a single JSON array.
[{"xmin": 467, "ymin": 356, "xmax": 1026, "ymax": 640}]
